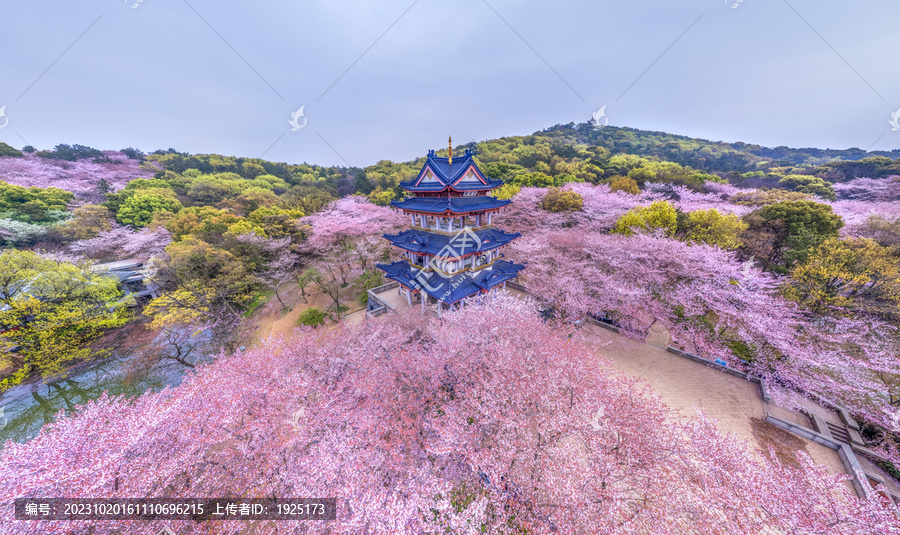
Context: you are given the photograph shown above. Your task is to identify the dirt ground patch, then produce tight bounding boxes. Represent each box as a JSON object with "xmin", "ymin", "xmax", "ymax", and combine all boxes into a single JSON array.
[
  {"xmin": 248, "ymin": 282, "xmax": 367, "ymax": 346},
  {"xmin": 749, "ymin": 417, "xmax": 810, "ymax": 469}
]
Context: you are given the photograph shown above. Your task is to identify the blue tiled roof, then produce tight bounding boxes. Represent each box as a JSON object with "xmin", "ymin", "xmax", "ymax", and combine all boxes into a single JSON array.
[
  {"xmin": 376, "ymin": 259, "xmax": 525, "ymax": 304},
  {"xmin": 399, "ymin": 149, "xmax": 504, "ymax": 192},
  {"xmin": 399, "ymin": 177, "xmax": 504, "ymax": 192},
  {"xmin": 383, "ymin": 228, "xmax": 521, "ymax": 257},
  {"xmin": 391, "ymin": 196, "xmax": 510, "ymax": 214}
]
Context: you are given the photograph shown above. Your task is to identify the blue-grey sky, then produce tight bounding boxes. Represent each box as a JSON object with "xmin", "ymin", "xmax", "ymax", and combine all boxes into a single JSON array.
[{"xmin": 2, "ymin": 0, "xmax": 899, "ymax": 167}]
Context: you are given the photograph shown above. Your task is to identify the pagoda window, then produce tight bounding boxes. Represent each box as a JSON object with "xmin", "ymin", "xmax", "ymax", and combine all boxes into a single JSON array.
[{"xmin": 463, "ymin": 191, "xmax": 476, "ymax": 197}]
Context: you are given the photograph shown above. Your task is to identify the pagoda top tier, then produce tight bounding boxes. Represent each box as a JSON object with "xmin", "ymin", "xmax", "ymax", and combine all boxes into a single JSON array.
[{"xmin": 399, "ymin": 148, "xmax": 504, "ymax": 193}]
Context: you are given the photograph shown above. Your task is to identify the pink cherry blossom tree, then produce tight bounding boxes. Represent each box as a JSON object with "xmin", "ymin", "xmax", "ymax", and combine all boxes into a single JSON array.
[
  {"xmin": 299, "ymin": 196, "xmax": 405, "ymax": 310},
  {"xmin": 513, "ymin": 227, "xmax": 900, "ymax": 454},
  {"xmin": 0, "ymin": 294, "xmax": 896, "ymax": 534},
  {"xmin": 67, "ymin": 225, "xmax": 171, "ymax": 261},
  {"xmin": 833, "ymin": 176, "xmax": 900, "ymax": 201},
  {"xmin": 0, "ymin": 152, "xmax": 158, "ymax": 200}
]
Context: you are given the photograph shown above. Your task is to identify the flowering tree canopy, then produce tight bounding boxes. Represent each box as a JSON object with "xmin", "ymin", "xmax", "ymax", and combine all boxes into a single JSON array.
[
  {"xmin": 0, "ymin": 152, "xmax": 156, "ymax": 200},
  {"xmin": 1, "ymin": 294, "xmax": 895, "ymax": 534}
]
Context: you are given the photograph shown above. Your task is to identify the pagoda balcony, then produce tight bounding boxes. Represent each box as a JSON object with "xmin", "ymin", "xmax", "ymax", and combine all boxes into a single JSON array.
[
  {"xmin": 402, "ymin": 253, "xmax": 503, "ymax": 278},
  {"xmin": 407, "ymin": 212, "xmax": 496, "ymax": 232}
]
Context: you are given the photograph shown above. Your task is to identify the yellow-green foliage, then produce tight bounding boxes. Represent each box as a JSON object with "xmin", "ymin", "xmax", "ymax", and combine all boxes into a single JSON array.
[
  {"xmin": 783, "ymin": 237, "xmax": 900, "ymax": 316},
  {"xmin": 117, "ymin": 192, "xmax": 183, "ymax": 227},
  {"xmin": 297, "ymin": 307, "xmax": 326, "ymax": 327},
  {"xmin": 58, "ymin": 205, "xmax": 113, "ymax": 241},
  {"xmin": 0, "ymin": 250, "xmax": 129, "ymax": 391},
  {"xmin": 540, "ymin": 188, "xmax": 583, "ymax": 212},
  {"xmin": 777, "ymin": 174, "xmax": 836, "ymax": 200},
  {"xmin": 730, "ymin": 189, "xmax": 813, "ymax": 206},
  {"xmin": 613, "ymin": 201, "xmax": 678, "ymax": 236},
  {"xmin": 683, "ymin": 209, "xmax": 748, "ymax": 249},
  {"xmin": 165, "ymin": 207, "xmax": 241, "ymax": 241},
  {"xmin": 607, "ymin": 175, "xmax": 640, "ymax": 195},
  {"xmin": 0, "ymin": 182, "xmax": 74, "ymax": 223},
  {"xmin": 492, "ymin": 183, "xmax": 521, "ymax": 200},
  {"xmin": 367, "ymin": 188, "xmax": 396, "ymax": 206}
]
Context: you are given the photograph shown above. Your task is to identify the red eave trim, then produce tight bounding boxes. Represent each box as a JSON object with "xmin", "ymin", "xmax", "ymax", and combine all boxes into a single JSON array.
[{"xmin": 399, "ymin": 206, "xmax": 505, "ymax": 216}]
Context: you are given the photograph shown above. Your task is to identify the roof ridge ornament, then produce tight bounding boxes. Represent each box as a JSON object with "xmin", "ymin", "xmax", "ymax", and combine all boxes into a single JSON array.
[{"xmin": 448, "ymin": 135, "xmax": 453, "ymax": 165}]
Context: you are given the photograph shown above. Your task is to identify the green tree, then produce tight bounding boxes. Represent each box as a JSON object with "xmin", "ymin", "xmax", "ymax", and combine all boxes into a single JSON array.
[
  {"xmin": 241, "ymin": 161, "xmax": 267, "ymax": 178},
  {"xmin": 741, "ymin": 201, "xmax": 844, "ymax": 273},
  {"xmin": 510, "ymin": 172, "xmax": 555, "ymax": 188},
  {"xmin": 117, "ymin": 193, "xmax": 183, "ymax": 227},
  {"xmin": 367, "ymin": 188, "xmax": 395, "ymax": 206},
  {"xmin": 165, "ymin": 237, "xmax": 255, "ymax": 313},
  {"xmin": 248, "ymin": 207, "xmax": 307, "ymax": 241},
  {"xmin": 612, "ymin": 201, "xmax": 678, "ymax": 236},
  {"xmin": 217, "ymin": 188, "xmax": 278, "ymax": 216},
  {"xmin": 680, "ymin": 209, "xmax": 748, "ymax": 249},
  {"xmin": 186, "ymin": 180, "xmax": 233, "ymax": 207},
  {"xmin": 58, "ymin": 205, "xmax": 114, "ymax": 241},
  {"xmin": 0, "ymin": 142, "xmax": 23, "ymax": 157},
  {"xmin": 0, "ymin": 251, "xmax": 129, "ymax": 390},
  {"xmin": 0, "ymin": 182, "xmax": 73, "ymax": 223},
  {"xmin": 297, "ymin": 307, "xmax": 326, "ymax": 327},
  {"xmin": 607, "ymin": 175, "xmax": 640, "ymax": 195},
  {"xmin": 492, "ymin": 183, "xmax": 521, "ymax": 200},
  {"xmin": 165, "ymin": 206, "xmax": 241, "ymax": 243},
  {"xmin": 730, "ymin": 189, "xmax": 813, "ymax": 207},
  {"xmin": 540, "ymin": 188, "xmax": 583, "ymax": 212},
  {"xmin": 783, "ymin": 237, "xmax": 900, "ymax": 317},
  {"xmin": 778, "ymin": 174, "xmax": 836, "ymax": 200},
  {"xmin": 96, "ymin": 178, "xmax": 112, "ymax": 195},
  {"xmin": 281, "ymin": 185, "xmax": 335, "ymax": 214},
  {"xmin": 353, "ymin": 170, "xmax": 375, "ymax": 195}
]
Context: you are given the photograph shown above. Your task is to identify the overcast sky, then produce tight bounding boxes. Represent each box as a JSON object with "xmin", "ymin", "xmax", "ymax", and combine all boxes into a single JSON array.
[{"xmin": 1, "ymin": 0, "xmax": 899, "ymax": 167}]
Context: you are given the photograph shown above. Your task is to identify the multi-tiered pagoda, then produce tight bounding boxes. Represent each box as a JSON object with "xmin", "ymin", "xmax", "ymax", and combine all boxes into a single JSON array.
[{"xmin": 376, "ymin": 139, "xmax": 525, "ymax": 316}]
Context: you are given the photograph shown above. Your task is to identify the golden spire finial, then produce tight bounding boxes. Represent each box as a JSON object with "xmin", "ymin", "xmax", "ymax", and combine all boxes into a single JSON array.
[{"xmin": 448, "ymin": 135, "xmax": 453, "ymax": 165}]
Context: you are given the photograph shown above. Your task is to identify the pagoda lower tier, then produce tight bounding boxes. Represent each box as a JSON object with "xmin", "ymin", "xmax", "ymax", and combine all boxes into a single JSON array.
[
  {"xmin": 384, "ymin": 228, "xmax": 521, "ymax": 257},
  {"xmin": 376, "ymin": 259, "xmax": 525, "ymax": 305}
]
